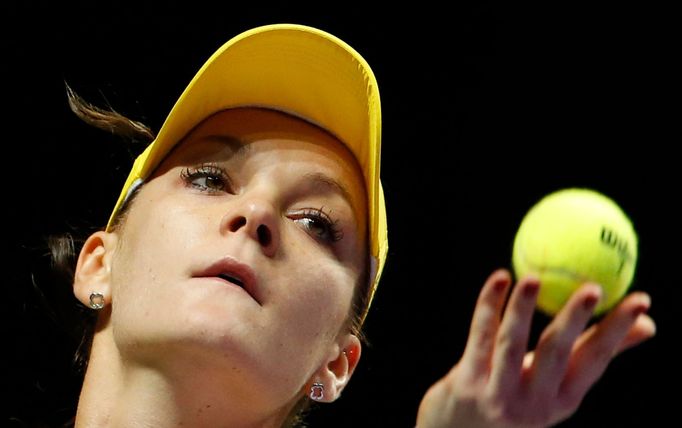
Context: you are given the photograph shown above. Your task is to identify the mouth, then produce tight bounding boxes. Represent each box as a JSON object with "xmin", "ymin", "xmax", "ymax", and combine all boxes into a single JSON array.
[
  {"xmin": 194, "ymin": 257, "xmax": 260, "ymax": 305},
  {"xmin": 216, "ymin": 273, "xmax": 245, "ymax": 288}
]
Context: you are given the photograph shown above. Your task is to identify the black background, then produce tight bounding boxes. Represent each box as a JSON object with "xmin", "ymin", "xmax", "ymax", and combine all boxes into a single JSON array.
[{"xmin": 4, "ymin": 1, "xmax": 679, "ymax": 427}]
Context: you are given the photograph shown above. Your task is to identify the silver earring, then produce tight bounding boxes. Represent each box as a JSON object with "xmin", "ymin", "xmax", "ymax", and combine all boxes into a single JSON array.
[
  {"xmin": 89, "ymin": 292, "xmax": 105, "ymax": 310},
  {"xmin": 310, "ymin": 382, "xmax": 324, "ymax": 401}
]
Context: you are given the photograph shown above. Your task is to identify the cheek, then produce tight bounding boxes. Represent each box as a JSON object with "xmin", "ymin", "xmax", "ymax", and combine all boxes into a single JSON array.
[
  {"xmin": 272, "ymin": 249, "xmax": 356, "ymax": 347},
  {"xmin": 119, "ymin": 190, "xmax": 212, "ymax": 265},
  {"xmin": 109, "ymin": 194, "xmax": 211, "ymax": 335},
  {"xmin": 259, "ymin": 260, "xmax": 355, "ymax": 391},
  {"xmin": 269, "ymin": 226, "xmax": 362, "ymax": 343}
]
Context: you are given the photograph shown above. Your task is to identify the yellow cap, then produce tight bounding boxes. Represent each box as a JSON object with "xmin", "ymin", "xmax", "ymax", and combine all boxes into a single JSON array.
[{"xmin": 106, "ymin": 24, "xmax": 387, "ymax": 324}]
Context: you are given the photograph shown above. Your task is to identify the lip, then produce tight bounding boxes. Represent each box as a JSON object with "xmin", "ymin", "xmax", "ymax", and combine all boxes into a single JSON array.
[{"xmin": 193, "ymin": 256, "xmax": 260, "ymax": 305}]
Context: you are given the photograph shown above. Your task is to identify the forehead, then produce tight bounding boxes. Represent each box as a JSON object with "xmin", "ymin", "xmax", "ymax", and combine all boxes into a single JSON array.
[
  {"xmin": 157, "ymin": 107, "xmax": 368, "ymax": 214},
  {"xmin": 178, "ymin": 109, "xmax": 345, "ymax": 158}
]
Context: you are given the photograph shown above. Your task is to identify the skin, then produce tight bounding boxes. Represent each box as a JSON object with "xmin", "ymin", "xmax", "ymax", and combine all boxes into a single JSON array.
[{"xmin": 72, "ymin": 108, "xmax": 366, "ymax": 428}]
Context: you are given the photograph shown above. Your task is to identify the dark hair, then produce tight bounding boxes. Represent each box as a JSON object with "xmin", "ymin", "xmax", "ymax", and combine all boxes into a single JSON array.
[{"xmin": 38, "ymin": 87, "xmax": 372, "ymax": 428}]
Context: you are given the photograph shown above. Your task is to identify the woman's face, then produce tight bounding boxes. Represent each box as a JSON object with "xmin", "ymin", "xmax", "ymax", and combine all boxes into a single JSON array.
[{"xmin": 108, "ymin": 108, "xmax": 367, "ymax": 408}]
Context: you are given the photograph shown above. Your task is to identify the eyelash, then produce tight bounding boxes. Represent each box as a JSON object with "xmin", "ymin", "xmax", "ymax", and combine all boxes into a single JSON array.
[
  {"xmin": 294, "ymin": 207, "xmax": 344, "ymax": 243},
  {"xmin": 180, "ymin": 163, "xmax": 232, "ymax": 193}
]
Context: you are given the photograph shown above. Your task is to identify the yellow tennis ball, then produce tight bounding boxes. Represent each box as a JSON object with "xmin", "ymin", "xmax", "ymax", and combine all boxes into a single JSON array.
[{"xmin": 512, "ymin": 188, "xmax": 638, "ymax": 316}]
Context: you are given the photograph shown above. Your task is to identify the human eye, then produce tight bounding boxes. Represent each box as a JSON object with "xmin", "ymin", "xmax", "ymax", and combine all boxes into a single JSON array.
[
  {"xmin": 292, "ymin": 207, "xmax": 344, "ymax": 244},
  {"xmin": 180, "ymin": 163, "xmax": 232, "ymax": 194}
]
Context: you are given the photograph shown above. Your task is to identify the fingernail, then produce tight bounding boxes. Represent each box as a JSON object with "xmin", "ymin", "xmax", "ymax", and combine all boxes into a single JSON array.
[
  {"xmin": 493, "ymin": 279, "xmax": 508, "ymax": 293},
  {"xmin": 583, "ymin": 294, "xmax": 600, "ymax": 311},
  {"xmin": 524, "ymin": 281, "xmax": 540, "ymax": 298},
  {"xmin": 632, "ymin": 294, "xmax": 651, "ymax": 318},
  {"xmin": 583, "ymin": 285, "xmax": 602, "ymax": 310},
  {"xmin": 632, "ymin": 304, "xmax": 650, "ymax": 318}
]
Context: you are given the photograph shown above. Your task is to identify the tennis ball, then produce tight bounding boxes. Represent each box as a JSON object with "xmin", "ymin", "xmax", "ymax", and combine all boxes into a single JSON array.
[{"xmin": 512, "ymin": 188, "xmax": 638, "ymax": 316}]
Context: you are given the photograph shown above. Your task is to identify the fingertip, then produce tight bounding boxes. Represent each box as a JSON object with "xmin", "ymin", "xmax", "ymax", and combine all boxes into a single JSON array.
[
  {"xmin": 491, "ymin": 268, "xmax": 512, "ymax": 282},
  {"xmin": 582, "ymin": 293, "xmax": 600, "ymax": 311},
  {"xmin": 523, "ymin": 273, "xmax": 541, "ymax": 285},
  {"xmin": 638, "ymin": 314, "xmax": 657, "ymax": 338},
  {"xmin": 615, "ymin": 313, "xmax": 657, "ymax": 355},
  {"xmin": 626, "ymin": 293, "xmax": 651, "ymax": 318},
  {"xmin": 522, "ymin": 277, "xmax": 540, "ymax": 298},
  {"xmin": 639, "ymin": 292, "xmax": 652, "ymax": 308},
  {"xmin": 625, "ymin": 290, "xmax": 651, "ymax": 306},
  {"xmin": 580, "ymin": 283, "xmax": 603, "ymax": 309},
  {"xmin": 581, "ymin": 282, "xmax": 603, "ymax": 297},
  {"xmin": 488, "ymin": 269, "xmax": 512, "ymax": 293}
]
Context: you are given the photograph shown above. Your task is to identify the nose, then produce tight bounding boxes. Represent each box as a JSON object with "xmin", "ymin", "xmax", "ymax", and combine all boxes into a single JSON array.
[{"xmin": 221, "ymin": 198, "xmax": 280, "ymax": 257}]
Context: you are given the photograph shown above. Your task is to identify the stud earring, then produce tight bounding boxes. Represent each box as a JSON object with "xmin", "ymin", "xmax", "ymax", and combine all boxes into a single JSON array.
[
  {"xmin": 89, "ymin": 292, "xmax": 105, "ymax": 310},
  {"xmin": 309, "ymin": 382, "xmax": 324, "ymax": 401}
]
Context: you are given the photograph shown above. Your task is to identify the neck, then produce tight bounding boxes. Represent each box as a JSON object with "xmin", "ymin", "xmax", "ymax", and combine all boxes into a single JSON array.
[{"xmin": 73, "ymin": 314, "xmax": 291, "ymax": 428}]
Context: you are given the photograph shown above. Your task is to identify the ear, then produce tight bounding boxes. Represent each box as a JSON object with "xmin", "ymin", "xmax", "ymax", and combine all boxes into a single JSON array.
[
  {"xmin": 308, "ymin": 334, "xmax": 362, "ymax": 403},
  {"xmin": 73, "ymin": 230, "xmax": 119, "ymax": 310}
]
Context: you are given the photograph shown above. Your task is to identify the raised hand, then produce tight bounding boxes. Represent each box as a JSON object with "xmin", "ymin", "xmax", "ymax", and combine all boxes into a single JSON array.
[{"xmin": 415, "ymin": 269, "xmax": 656, "ymax": 428}]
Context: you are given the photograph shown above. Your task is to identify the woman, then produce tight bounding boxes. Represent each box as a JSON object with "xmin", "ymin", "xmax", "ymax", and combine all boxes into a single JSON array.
[{"xmin": 60, "ymin": 24, "xmax": 654, "ymax": 427}]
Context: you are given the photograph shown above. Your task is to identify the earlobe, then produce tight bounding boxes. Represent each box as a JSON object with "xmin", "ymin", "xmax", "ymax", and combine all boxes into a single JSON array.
[
  {"xmin": 309, "ymin": 334, "xmax": 362, "ymax": 403},
  {"xmin": 73, "ymin": 231, "xmax": 118, "ymax": 310}
]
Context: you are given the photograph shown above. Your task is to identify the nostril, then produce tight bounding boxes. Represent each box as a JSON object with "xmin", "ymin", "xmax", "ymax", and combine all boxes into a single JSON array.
[
  {"xmin": 257, "ymin": 225, "xmax": 271, "ymax": 246},
  {"xmin": 229, "ymin": 216, "xmax": 247, "ymax": 232}
]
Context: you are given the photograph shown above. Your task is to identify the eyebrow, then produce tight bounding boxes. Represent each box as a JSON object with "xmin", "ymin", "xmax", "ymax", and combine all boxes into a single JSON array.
[{"xmin": 302, "ymin": 172, "xmax": 357, "ymax": 212}]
